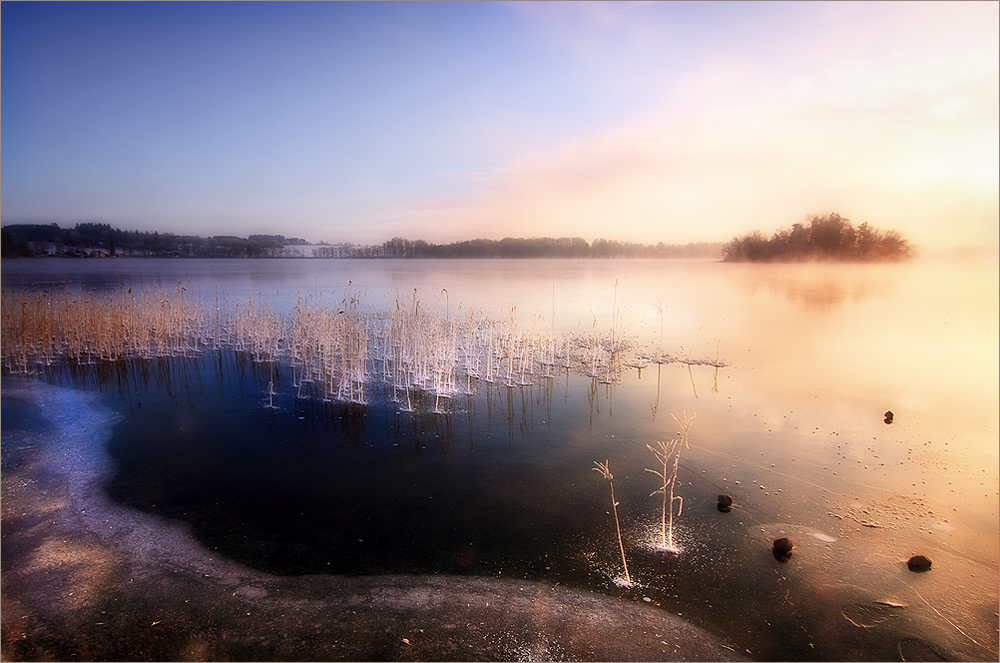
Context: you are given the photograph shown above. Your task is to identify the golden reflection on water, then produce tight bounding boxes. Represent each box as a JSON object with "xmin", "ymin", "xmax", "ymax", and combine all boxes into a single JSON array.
[
  {"xmin": 716, "ymin": 261, "xmax": 997, "ymax": 437},
  {"xmin": 560, "ymin": 259, "xmax": 998, "ymax": 631},
  {"xmin": 703, "ymin": 261, "xmax": 996, "ymax": 535}
]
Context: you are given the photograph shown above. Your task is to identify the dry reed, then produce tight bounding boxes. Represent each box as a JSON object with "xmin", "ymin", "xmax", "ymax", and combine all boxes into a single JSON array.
[
  {"xmin": 2, "ymin": 285, "xmax": 205, "ymax": 372},
  {"xmin": 3, "ymin": 284, "xmax": 722, "ymax": 413},
  {"xmin": 593, "ymin": 459, "xmax": 631, "ymax": 586}
]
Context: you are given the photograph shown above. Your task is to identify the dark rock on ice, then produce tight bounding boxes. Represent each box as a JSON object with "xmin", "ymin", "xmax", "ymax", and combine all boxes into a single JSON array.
[{"xmin": 772, "ymin": 537, "xmax": 794, "ymax": 562}]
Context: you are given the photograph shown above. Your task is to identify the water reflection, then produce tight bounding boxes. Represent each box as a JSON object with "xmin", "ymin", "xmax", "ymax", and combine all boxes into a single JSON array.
[{"xmin": 732, "ymin": 263, "xmax": 900, "ymax": 310}]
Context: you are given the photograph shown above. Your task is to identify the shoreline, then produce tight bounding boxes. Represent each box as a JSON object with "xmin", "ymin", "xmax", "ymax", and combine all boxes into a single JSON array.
[{"xmin": 1, "ymin": 377, "xmax": 744, "ymax": 661}]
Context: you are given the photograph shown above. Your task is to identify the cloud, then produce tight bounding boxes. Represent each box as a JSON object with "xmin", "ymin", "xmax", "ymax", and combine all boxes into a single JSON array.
[{"xmin": 393, "ymin": 3, "xmax": 998, "ymax": 248}]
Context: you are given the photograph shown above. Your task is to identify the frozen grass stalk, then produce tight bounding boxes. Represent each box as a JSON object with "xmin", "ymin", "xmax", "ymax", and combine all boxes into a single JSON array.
[
  {"xmin": 646, "ymin": 411, "xmax": 695, "ymax": 553},
  {"xmin": 593, "ymin": 459, "xmax": 631, "ymax": 586},
  {"xmin": 646, "ymin": 438, "xmax": 680, "ymax": 552}
]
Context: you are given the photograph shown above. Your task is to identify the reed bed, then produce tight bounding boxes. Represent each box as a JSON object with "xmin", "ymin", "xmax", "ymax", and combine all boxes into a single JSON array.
[
  {"xmin": 230, "ymin": 291, "xmax": 285, "ymax": 363},
  {"xmin": 289, "ymin": 292, "xmax": 371, "ymax": 405},
  {"xmin": 2, "ymin": 285, "xmax": 206, "ymax": 372},
  {"xmin": 3, "ymin": 285, "xmax": 725, "ymax": 411}
]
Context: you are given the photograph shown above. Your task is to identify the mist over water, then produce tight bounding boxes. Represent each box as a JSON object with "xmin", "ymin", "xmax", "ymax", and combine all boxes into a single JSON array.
[{"xmin": 3, "ymin": 257, "xmax": 997, "ymax": 661}]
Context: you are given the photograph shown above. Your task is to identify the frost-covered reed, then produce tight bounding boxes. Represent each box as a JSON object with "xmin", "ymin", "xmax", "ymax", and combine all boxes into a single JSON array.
[
  {"xmin": 3, "ymin": 285, "xmax": 723, "ymax": 412},
  {"xmin": 593, "ymin": 459, "xmax": 632, "ymax": 587},
  {"xmin": 289, "ymin": 290, "xmax": 370, "ymax": 404},
  {"xmin": 645, "ymin": 411, "xmax": 696, "ymax": 553}
]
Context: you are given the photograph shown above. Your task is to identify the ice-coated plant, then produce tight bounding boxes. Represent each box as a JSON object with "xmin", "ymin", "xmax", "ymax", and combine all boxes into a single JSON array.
[
  {"xmin": 646, "ymin": 411, "xmax": 695, "ymax": 553},
  {"xmin": 593, "ymin": 459, "xmax": 631, "ymax": 586}
]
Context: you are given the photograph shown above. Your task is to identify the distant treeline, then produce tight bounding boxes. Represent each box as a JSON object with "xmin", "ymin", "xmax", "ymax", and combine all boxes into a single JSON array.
[
  {"xmin": 318, "ymin": 237, "xmax": 723, "ymax": 259},
  {"xmin": 722, "ymin": 214, "xmax": 915, "ymax": 262},
  {"xmin": 1, "ymin": 222, "xmax": 724, "ymax": 260},
  {"xmin": 1, "ymin": 223, "xmax": 308, "ymax": 258}
]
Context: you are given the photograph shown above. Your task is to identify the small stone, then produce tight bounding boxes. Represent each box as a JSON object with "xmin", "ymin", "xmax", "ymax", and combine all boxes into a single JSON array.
[
  {"xmin": 907, "ymin": 555, "xmax": 932, "ymax": 572},
  {"xmin": 773, "ymin": 537, "xmax": 794, "ymax": 552},
  {"xmin": 717, "ymin": 494, "xmax": 733, "ymax": 513},
  {"xmin": 772, "ymin": 537, "xmax": 794, "ymax": 562},
  {"xmin": 771, "ymin": 536, "xmax": 795, "ymax": 563},
  {"xmin": 884, "ymin": 411, "xmax": 894, "ymax": 424}
]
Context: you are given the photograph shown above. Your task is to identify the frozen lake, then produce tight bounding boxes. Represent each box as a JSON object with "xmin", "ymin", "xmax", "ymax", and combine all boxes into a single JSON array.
[{"xmin": 2, "ymin": 256, "xmax": 997, "ymax": 660}]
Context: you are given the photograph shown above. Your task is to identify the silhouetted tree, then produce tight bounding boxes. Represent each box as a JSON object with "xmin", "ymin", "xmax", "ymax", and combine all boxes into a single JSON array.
[{"xmin": 723, "ymin": 213, "xmax": 914, "ymax": 262}]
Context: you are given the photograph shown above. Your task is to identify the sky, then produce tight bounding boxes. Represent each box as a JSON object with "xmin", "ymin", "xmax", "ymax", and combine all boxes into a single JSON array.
[{"xmin": 2, "ymin": 1, "xmax": 998, "ymax": 248}]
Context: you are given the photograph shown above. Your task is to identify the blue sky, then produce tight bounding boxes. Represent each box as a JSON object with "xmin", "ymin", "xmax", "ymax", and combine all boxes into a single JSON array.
[{"xmin": 3, "ymin": 1, "xmax": 997, "ymax": 248}]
